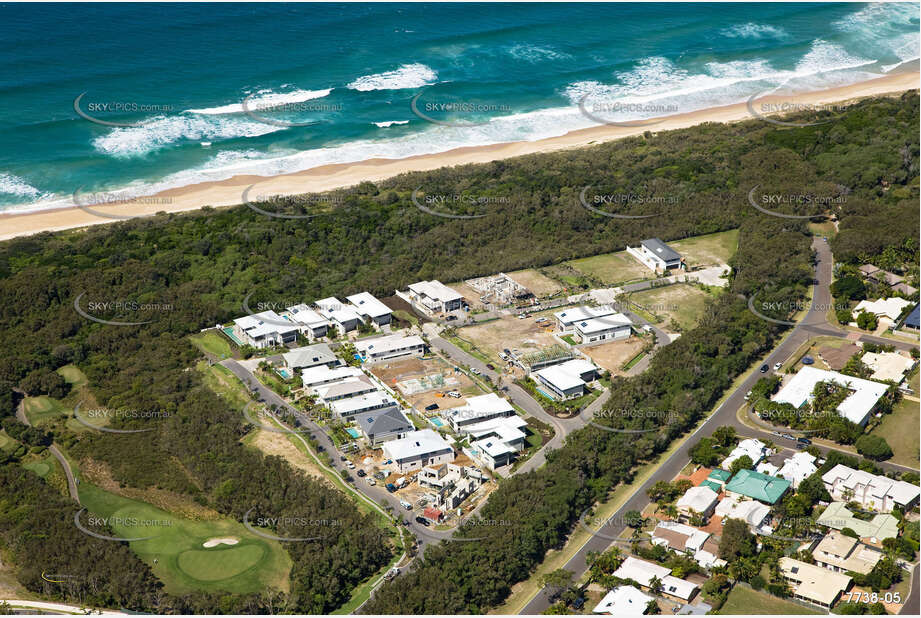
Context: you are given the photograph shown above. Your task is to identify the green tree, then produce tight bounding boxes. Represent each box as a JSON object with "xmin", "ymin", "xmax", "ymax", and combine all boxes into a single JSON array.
[{"xmin": 855, "ymin": 435, "xmax": 893, "ymax": 460}]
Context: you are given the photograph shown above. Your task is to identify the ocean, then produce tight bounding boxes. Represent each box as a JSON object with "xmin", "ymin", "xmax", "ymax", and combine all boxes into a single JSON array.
[{"xmin": 0, "ymin": 2, "xmax": 917, "ymax": 213}]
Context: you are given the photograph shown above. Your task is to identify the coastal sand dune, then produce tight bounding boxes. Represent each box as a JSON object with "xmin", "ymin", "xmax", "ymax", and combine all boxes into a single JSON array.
[{"xmin": 1, "ymin": 71, "xmax": 917, "ymax": 241}]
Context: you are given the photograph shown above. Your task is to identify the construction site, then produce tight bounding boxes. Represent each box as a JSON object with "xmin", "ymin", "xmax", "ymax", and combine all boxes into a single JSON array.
[{"xmin": 464, "ymin": 272, "xmax": 534, "ymax": 308}]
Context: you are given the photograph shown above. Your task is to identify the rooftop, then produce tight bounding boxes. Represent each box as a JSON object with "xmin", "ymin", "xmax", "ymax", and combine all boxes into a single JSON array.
[
  {"xmin": 445, "ymin": 393, "xmax": 515, "ymax": 426},
  {"xmin": 724, "ymin": 469, "xmax": 791, "ymax": 504},
  {"xmin": 383, "ymin": 429, "xmax": 453, "ymax": 460},
  {"xmin": 282, "ymin": 343, "xmax": 337, "ymax": 369},
  {"xmin": 328, "ymin": 391, "xmax": 397, "ymax": 416},
  {"xmin": 813, "ymin": 530, "xmax": 882, "ymax": 575},
  {"xmin": 354, "ymin": 407, "xmax": 413, "ymax": 436},
  {"xmin": 346, "ymin": 292, "xmax": 392, "ymax": 319},
  {"xmin": 532, "ymin": 358, "xmax": 598, "ymax": 391},
  {"xmin": 284, "ymin": 304, "xmax": 330, "ymax": 327},
  {"xmin": 575, "ymin": 312, "xmax": 633, "ymax": 335},
  {"xmin": 554, "ymin": 304, "xmax": 617, "ymax": 325},
  {"xmin": 854, "ymin": 297, "xmax": 912, "ymax": 321},
  {"xmin": 861, "ymin": 351, "xmax": 915, "ymax": 383},
  {"xmin": 234, "ymin": 310, "xmax": 298, "ymax": 338},
  {"xmin": 316, "ymin": 297, "xmax": 363, "ymax": 324},
  {"xmin": 408, "ymin": 280, "xmax": 463, "ymax": 303},
  {"xmin": 822, "ymin": 464, "xmax": 920, "ymax": 507},
  {"xmin": 593, "ymin": 585, "xmax": 654, "ymax": 616},
  {"xmin": 779, "ymin": 557, "xmax": 851, "ymax": 606},
  {"xmin": 299, "ymin": 365, "xmax": 364, "ymax": 386},
  {"xmin": 676, "ymin": 486, "xmax": 719, "ymax": 514},
  {"xmin": 816, "ymin": 502, "xmax": 899, "ymax": 541},
  {"xmin": 641, "ymin": 238, "xmax": 681, "ymax": 262},
  {"xmin": 354, "ymin": 333, "xmax": 425, "ymax": 356},
  {"xmin": 773, "ymin": 366, "xmax": 889, "ymax": 426}
]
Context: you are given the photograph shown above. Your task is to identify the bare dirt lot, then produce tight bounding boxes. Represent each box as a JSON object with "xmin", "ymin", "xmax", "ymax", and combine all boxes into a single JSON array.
[
  {"xmin": 369, "ymin": 356, "xmax": 480, "ymax": 413},
  {"xmin": 447, "ymin": 281, "xmax": 489, "ymax": 311},
  {"xmin": 249, "ymin": 429, "xmax": 333, "ymax": 487},
  {"xmin": 456, "ymin": 310, "xmax": 561, "ymax": 364},
  {"xmin": 506, "ymin": 269, "xmax": 564, "ymax": 297},
  {"xmin": 581, "ymin": 338, "xmax": 647, "ymax": 375}
]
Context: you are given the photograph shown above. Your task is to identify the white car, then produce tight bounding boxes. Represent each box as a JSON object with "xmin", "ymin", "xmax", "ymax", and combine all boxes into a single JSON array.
[
  {"xmin": 744, "ymin": 391, "xmax": 752, "ymax": 401},
  {"xmin": 774, "ymin": 362, "xmax": 783, "ymax": 370},
  {"xmin": 367, "ymin": 478, "xmax": 376, "ymax": 486}
]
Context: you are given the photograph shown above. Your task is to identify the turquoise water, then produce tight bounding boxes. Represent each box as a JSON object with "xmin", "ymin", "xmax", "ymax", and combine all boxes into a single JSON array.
[
  {"xmin": 431, "ymin": 417, "xmax": 444, "ymax": 427},
  {"xmin": 0, "ymin": 3, "xmax": 917, "ymax": 213},
  {"xmin": 346, "ymin": 428, "xmax": 361, "ymax": 438}
]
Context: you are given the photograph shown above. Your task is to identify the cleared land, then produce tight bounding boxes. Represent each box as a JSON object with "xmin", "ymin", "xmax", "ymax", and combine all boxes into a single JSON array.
[
  {"xmin": 870, "ymin": 397, "xmax": 920, "ymax": 468},
  {"xmin": 447, "ymin": 280, "xmax": 489, "ymax": 311},
  {"xmin": 669, "ymin": 229, "xmax": 740, "ymax": 267},
  {"xmin": 717, "ymin": 585, "xmax": 820, "ymax": 615},
  {"xmin": 506, "ymin": 269, "xmax": 564, "ymax": 297},
  {"xmin": 190, "ymin": 330, "xmax": 235, "ymax": 359},
  {"xmin": 455, "ymin": 309, "xmax": 561, "ymax": 365},
  {"xmin": 369, "ymin": 356, "xmax": 481, "ymax": 412},
  {"xmin": 628, "ymin": 283, "xmax": 714, "ymax": 331},
  {"xmin": 581, "ymin": 338, "xmax": 647, "ymax": 375},
  {"xmin": 22, "ymin": 395, "xmax": 68, "ymax": 425},
  {"xmin": 78, "ymin": 483, "xmax": 292, "ymax": 595},
  {"xmin": 245, "ymin": 428, "xmax": 332, "ymax": 486}
]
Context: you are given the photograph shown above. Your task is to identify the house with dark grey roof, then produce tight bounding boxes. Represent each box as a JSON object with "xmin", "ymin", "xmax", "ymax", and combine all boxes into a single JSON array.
[
  {"xmin": 353, "ymin": 407, "xmax": 414, "ymax": 446},
  {"xmin": 282, "ymin": 343, "xmax": 339, "ymax": 372},
  {"xmin": 627, "ymin": 238, "xmax": 683, "ymax": 272}
]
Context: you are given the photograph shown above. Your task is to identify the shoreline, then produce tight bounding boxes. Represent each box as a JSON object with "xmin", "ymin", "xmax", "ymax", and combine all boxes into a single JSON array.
[{"xmin": 2, "ymin": 70, "xmax": 918, "ymax": 241}]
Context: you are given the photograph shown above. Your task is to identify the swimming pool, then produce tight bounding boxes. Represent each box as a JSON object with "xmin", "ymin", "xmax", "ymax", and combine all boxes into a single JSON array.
[
  {"xmin": 345, "ymin": 428, "xmax": 361, "ymax": 438},
  {"xmin": 430, "ymin": 417, "xmax": 444, "ymax": 427},
  {"xmin": 277, "ymin": 368, "xmax": 292, "ymax": 379}
]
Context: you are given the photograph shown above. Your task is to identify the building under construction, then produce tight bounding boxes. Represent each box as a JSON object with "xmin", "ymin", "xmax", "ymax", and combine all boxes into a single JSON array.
[{"xmin": 465, "ymin": 273, "xmax": 533, "ymax": 307}]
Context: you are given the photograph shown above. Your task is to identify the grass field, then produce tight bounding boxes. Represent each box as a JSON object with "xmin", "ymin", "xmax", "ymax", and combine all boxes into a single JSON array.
[
  {"xmin": 669, "ymin": 229, "xmax": 740, "ymax": 267},
  {"xmin": 908, "ymin": 368, "xmax": 919, "ymax": 395},
  {"xmin": 190, "ymin": 330, "xmax": 235, "ymax": 359},
  {"xmin": 566, "ymin": 251, "xmax": 651, "ymax": 285},
  {"xmin": 718, "ymin": 586, "xmax": 820, "ymax": 615},
  {"xmin": 581, "ymin": 338, "xmax": 646, "ymax": 375},
  {"xmin": 78, "ymin": 483, "xmax": 292, "ymax": 595},
  {"xmin": 22, "ymin": 395, "xmax": 69, "ymax": 425},
  {"xmin": 870, "ymin": 397, "xmax": 920, "ymax": 468},
  {"xmin": 628, "ymin": 283, "xmax": 714, "ymax": 331}
]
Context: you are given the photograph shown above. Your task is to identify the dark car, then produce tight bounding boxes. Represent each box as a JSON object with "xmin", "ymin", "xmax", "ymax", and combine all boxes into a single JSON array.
[
  {"xmin": 445, "ymin": 315, "xmax": 457, "ymax": 321},
  {"xmin": 485, "ymin": 363, "xmax": 495, "ymax": 370},
  {"xmin": 797, "ymin": 437, "xmax": 812, "ymax": 445},
  {"xmin": 414, "ymin": 516, "xmax": 430, "ymax": 527},
  {"xmin": 356, "ymin": 469, "xmax": 366, "ymax": 477},
  {"xmin": 571, "ymin": 598, "xmax": 585, "ymax": 610},
  {"xmin": 802, "ymin": 356, "xmax": 815, "ymax": 365},
  {"xmin": 759, "ymin": 364, "xmax": 769, "ymax": 373},
  {"xmin": 340, "ymin": 455, "xmax": 347, "ymax": 461},
  {"xmin": 503, "ymin": 348, "xmax": 511, "ymax": 356},
  {"xmin": 385, "ymin": 483, "xmax": 397, "ymax": 493},
  {"xmin": 425, "ymin": 403, "xmax": 439, "ymax": 411}
]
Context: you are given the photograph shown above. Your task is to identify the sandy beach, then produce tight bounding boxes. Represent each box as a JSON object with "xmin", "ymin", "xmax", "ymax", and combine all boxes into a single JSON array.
[{"xmin": 2, "ymin": 70, "xmax": 917, "ymax": 241}]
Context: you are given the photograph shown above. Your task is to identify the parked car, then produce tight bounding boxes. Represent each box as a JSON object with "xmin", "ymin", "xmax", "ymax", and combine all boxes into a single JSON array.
[
  {"xmin": 744, "ymin": 391, "xmax": 752, "ymax": 401},
  {"xmin": 374, "ymin": 471, "xmax": 386, "ymax": 480},
  {"xmin": 356, "ymin": 469, "xmax": 366, "ymax": 477},
  {"xmin": 445, "ymin": 315, "xmax": 457, "ymax": 321},
  {"xmin": 425, "ymin": 403, "xmax": 439, "ymax": 411},
  {"xmin": 797, "ymin": 437, "xmax": 812, "ymax": 445},
  {"xmin": 347, "ymin": 462, "xmax": 356, "ymax": 469},
  {"xmin": 385, "ymin": 483, "xmax": 397, "ymax": 493},
  {"xmin": 503, "ymin": 348, "xmax": 512, "ymax": 357},
  {"xmin": 340, "ymin": 455, "xmax": 347, "ymax": 461},
  {"xmin": 802, "ymin": 356, "xmax": 815, "ymax": 365},
  {"xmin": 759, "ymin": 364, "xmax": 769, "ymax": 373},
  {"xmin": 384, "ymin": 567, "xmax": 400, "ymax": 580},
  {"xmin": 774, "ymin": 362, "xmax": 783, "ymax": 370},
  {"xmin": 780, "ymin": 433, "xmax": 796, "ymax": 441},
  {"xmin": 470, "ymin": 368, "xmax": 481, "ymax": 375},
  {"xmin": 485, "ymin": 363, "xmax": 495, "ymax": 370},
  {"xmin": 414, "ymin": 516, "xmax": 430, "ymax": 526},
  {"xmin": 367, "ymin": 478, "xmax": 376, "ymax": 486},
  {"xmin": 399, "ymin": 500, "xmax": 412, "ymax": 510}
]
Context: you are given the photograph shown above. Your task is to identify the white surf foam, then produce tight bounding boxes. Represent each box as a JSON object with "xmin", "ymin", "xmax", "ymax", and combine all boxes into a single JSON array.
[
  {"xmin": 374, "ymin": 120, "xmax": 410, "ymax": 128},
  {"xmin": 721, "ymin": 23, "xmax": 789, "ymax": 40},
  {"xmin": 0, "ymin": 173, "xmax": 49, "ymax": 200},
  {"xmin": 92, "ymin": 115, "xmax": 284, "ymax": 158},
  {"xmin": 186, "ymin": 88, "xmax": 333, "ymax": 115},
  {"xmin": 347, "ymin": 63, "xmax": 437, "ymax": 91}
]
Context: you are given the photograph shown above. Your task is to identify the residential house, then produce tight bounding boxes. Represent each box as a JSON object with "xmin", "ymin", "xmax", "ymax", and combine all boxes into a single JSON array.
[
  {"xmin": 723, "ymin": 469, "xmax": 791, "ymax": 505},
  {"xmin": 612, "ymin": 557, "xmax": 697, "ymax": 602},
  {"xmin": 779, "ymin": 557, "xmax": 852, "ymax": 608},
  {"xmin": 282, "ymin": 343, "xmax": 338, "ymax": 372},
  {"xmin": 651, "ymin": 521, "xmax": 710, "ymax": 555},
  {"xmin": 530, "ymin": 358, "xmax": 599, "ymax": 400},
  {"xmin": 284, "ymin": 304, "xmax": 331, "ymax": 340},
  {"xmin": 406, "ymin": 280, "xmax": 464, "ymax": 314},
  {"xmin": 574, "ymin": 313, "xmax": 633, "ymax": 344},
  {"xmin": 821, "ymin": 464, "xmax": 920, "ymax": 512},
  {"xmin": 812, "ymin": 530, "xmax": 882, "ymax": 576},
  {"xmin": 232, "ymin": 311, "xmax": 299, "ymax": 349},
  {"xmin": 891, "ymin": 282, "xmax": 918, "ymax": 296},
  {"xmin": 903, "ymin": 305, "xmax": 919, "ymax": 331},
  {"xmin": 346, "ymin": 292, "xmax": 393, "ymax": 327},
  {"xmin": 466, "ymin": 415, "xmax": 528, "ymax": 470},
  {"xmin": 299, "ymin": 365, "xmax": 363, "ymax": 388},
  {"xmin": 714, "ymin": 497, "xmax": 771, "ymax": 531},
  {"xmin": 675, "ymin": 486, "xmax": 719, "ymax": 523},
  {"xmin": 353, "ymin": 407, "xmax": 414, "ymax": 446},
  {"xmin": 775, "ymin": 452, "xmax": 818, "ymax": 489},
  {"xmin": 445, "ymin": 393, "xmax": 516, "ymax": 432},
  {"xmin": 720, "ymin": 438, "xmax": 770, "ymax": 471},
  {"xmin": 699, "ymin": 469, "xmax": 731, "ymax": 493},
  {"xmin": 329, "ymin": 391, "xmax": 399, "ymax": 419},
  {"xmin": 853, "ymin": 297, "xmax": 912, "ymax": 328},
  {"xmin": 382, "ymin": 429, "xmax": 455, "ymax": 474},
  {"xmin": 593, "ymin": 585, "xmax": 654, "ymax": 615},
  {"xmin": 354, "ymin": 333, "xmax": 425, "ymax": 363},
  {"xmin": 773, "ymin": 366, "xmax": 889, "ymax": 426},
  {"xmin": 861, "ymin": 351, "xmax": 915, "ymax": 383},
  {"xmin": 554, "ymin": 304, "xmax": 619, "ymax": 332},
  {"xmin": 627, "ymin": 238, "xmax": 683, "ymax": 272},
  {"xmin": 312, "ymin": 375, "xmax": 378, "ymax": 403},
  {"xmin": 315, "ymin": 297, "xmax": 363, "ymax": 334},
  {"xmin": 816, "ymin": 502, "xmax": 899, "ymax": 544}
]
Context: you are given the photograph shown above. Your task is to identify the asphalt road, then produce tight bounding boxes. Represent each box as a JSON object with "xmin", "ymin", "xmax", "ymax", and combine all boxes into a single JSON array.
[{"xmin": 521, "ymin": 237, "xmax": 920, "ymax": 614}]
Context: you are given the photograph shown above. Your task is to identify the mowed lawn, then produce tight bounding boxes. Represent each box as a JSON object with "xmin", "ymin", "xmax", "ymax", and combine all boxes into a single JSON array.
[
  {"xmin": 566, "ymin": 251, "xmax": 652, "ymax": 285},
  {"xmin": 628, "ymin": 283, "xmax": 714, "ymax": 331},
  {"xmin": 718, "ymin": 586, "xmax": 820, "ymax": 615},
  {"xmin": 871, "ymin": 397, "xmax": 920, "ymax": 468},
  {"xmin": 669, "ymin": 229, "xmax": 740, "ymax": 267},
  {"xmin": 78, "ymin": 483, "xmax": 291, "ymax": 595},
  {"xmin": 190, "ymin": 330, "xmax": 235, "ymax": 359},
  {"xmin": 22, "ymin": 395, "xmax": 69, "ymax": 425}
]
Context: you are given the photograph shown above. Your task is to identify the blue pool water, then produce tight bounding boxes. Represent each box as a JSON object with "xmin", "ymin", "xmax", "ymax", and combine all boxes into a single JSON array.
[
  {"xmin": 346, "ymin": 428, "xmax": 361, "ymax": 438},
  {"xmin": 430, "ymin": 417, "xmax": 444, "ymax": 427}
]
